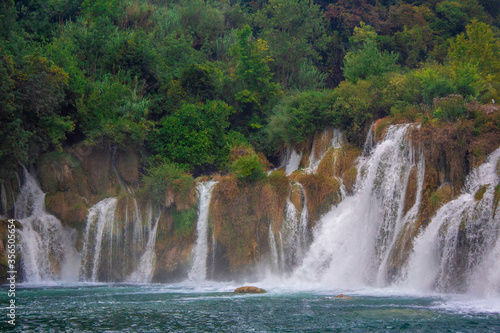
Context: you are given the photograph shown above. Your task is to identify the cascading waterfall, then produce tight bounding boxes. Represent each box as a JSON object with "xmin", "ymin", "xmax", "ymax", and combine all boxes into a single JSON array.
[
  {"xmin": 80, "ymin": 198, "xmax": 118, "ymax": 282},
  {"xmin": 282, "ymin": 199, "xmax": 301, "ymax": 270},
  {"xmin": 128, "ymin": 208, "xmax": 162, "ymax": 283},
  {"xmin": 15, "ymin": 169, "xmax": 80, "ymax": 282},
  {"xmin": 284, "ymin": 149, "xmax": 303, "ymax": 175},
  {"xmin": 269, "ymin": 224, "xmax": 280, "ymax": 273},
  {"xmin": 80, "ymin": 197, "xmax": 160, "ymax": 282},
  {"xmin": 278, "ymin": 184, "xmax": 310, "ymax": 272},
  {"xmin": 362, "ymin": 123, "xmax": 375, "ymax": 157},
  {"xmin": 306, "ymin": 128, "xmax": 344, "ymax": 174},
  {"xmin": 293, "ymin": 125, "xmax": 425, "ymax": 288},
  {"xmin": 188, "ymin": 181, "xmax": 217, "ymax": 281},
  {"xmin": 403, "ymin": 147, "xmax": 500, "ymax": 294}
]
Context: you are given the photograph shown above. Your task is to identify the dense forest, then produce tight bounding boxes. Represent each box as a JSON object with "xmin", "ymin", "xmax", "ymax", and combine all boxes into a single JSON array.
[{"xmin": 1, "ymin": 0, "xmax": 499, "ymax": 185}]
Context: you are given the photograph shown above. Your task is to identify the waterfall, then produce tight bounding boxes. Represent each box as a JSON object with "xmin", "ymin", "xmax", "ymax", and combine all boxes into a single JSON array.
[
  {"xmin": 128, "ymin": 208, "xmax": 162, "ymax": 283},
  {"xmin": 80, "ymin": 197, "xmax": 161, "ymax": 282},
  {"xmin": 80, "ymin": 198, "xmax": 118, "ymax": 282},
  {"xmin": 280, "ymin": 199, "xmax": 300, "ymax": 270},
  {"xmin": 293, "ymin": 125, "xmax": 424, "ymax": 288},
  {"xmin": 362, "ymin": 123, "xmax": 375, "ymax": 157},
  {"xmin": 15, "ymin": 169, "xmax": 80, "ymax": 282},
  {"xmin": 279, "ymin": 184, "xmax": 310, "ymax": 272},
  {"xmin": 269, "ymin": 224, "xmax": 280, "ymax": 273},
  {"xmin": 188, "ymin": 181, "xmax": 217, "ymax": 281},
  {"xmin": 283, "ymin": 149, "xmax": 303, "ymax": 175},
  {"xmin": 306, "ymin": 128, "xmax": 344, "ymax": 174},
  {"xmin": 404, "ymin": 147, "xmax": 500, "ymax": 294}
]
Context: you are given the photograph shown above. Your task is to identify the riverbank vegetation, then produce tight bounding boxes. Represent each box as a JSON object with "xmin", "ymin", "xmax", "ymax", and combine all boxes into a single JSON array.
[{"xmin": 1, "ymin": 0, "xmax": 499, "ymax": 183}]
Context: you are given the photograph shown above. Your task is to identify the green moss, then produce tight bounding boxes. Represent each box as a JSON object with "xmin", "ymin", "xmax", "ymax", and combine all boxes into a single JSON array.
[
  {"xmin": 173, "ymin": 206, "xmax": 197, "ymax": 237},
  {"xmin": 474, "ymin": 185, "xmax": 488, "ymax": 201},
  {"xmin": 494, "ymin": 184, "xmax": 500, "ymax": 215},
  {"xmin": 267, "ymin": 170, "xmax": 289, "ymax": 198}
]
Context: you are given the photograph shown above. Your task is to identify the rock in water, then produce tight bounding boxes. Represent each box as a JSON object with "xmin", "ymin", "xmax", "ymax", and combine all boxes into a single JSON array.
[
  {"xmin": 335, "ymin": 294, "xmax": 354, "ymax": 300},
  {"xmin": 234, "ymin": 286, "xmax": 267, "ymax": 294}
]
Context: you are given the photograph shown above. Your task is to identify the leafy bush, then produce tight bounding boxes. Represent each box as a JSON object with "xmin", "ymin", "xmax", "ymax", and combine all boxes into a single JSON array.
[
  {"xmin": 231, "ymin": 154, "xmax": 266, "ymax": 183},
  {"xmin": 266, "ymin": 90, "xmax": 337, "ymax": 147},
  {"xmin": 0, "ymin": 53, "xmax": 73, "ymax": 167},
  {"xmin": 148, "ymin": 100, "xmax": 234, "ymax": 172},
  {"xmin": 77, "ymin": 76, "xmax": 150, "ymax": 147},
  {"xmin": 343, "ymin": 23, "xmax": 399, "ymax": 83},
  {"xmin": 173, "ymin": 206, "xmax": 197, "ymax": 237},
  {"xmin": 432, "ymin": 95, "xmax": 468, "ymax": 121},
  {"xmin": 141, "ymin": 162, "xmax": 195, "ymax": 206}
]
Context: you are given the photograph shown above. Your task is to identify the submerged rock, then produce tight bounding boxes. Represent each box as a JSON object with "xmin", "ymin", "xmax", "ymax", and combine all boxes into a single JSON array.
[
  {"xmin": 335, "ymin": 294, "xmax": 354, "ymax": 300},
  {"xmin": 234, "ymin": 286, "xmax": 267, "ymax": 294}
]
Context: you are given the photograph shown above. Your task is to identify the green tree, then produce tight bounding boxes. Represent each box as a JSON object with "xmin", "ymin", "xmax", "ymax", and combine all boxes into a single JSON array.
[
  {"xmin": 254, "ymin": 0, "xmax": 330, "ymax": 89},
  {"xmin": 76, "ymin": 76, "xmax": 150, "ymax": 147},
  {"xmin": 448, "ymin": 20, "xmax": 500, "ymax": 100},
  {"xmin": 149, "ymin": 100, "xmax": 234, "ymax": 172},
  {"xmin": 266, "ymin": 90, "xmax": 337, "ymax": 147},
  {"xmin": 343, "ymin": 22, "xmax": 399, "ymax": 83},
  {"xmin": 228, "ymin": 25, "xmax": 280, "ymax": 133},
  {"xmin": 0, "ymin": 53, "xmax": 73, "ymax": 166}
]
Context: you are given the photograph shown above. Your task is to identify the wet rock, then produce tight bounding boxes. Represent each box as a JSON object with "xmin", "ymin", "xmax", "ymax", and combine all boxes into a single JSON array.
[
  {"xmin": 233, "ymin": 286, "xmax": 267, "ymax": 294},
  {"xmin": 335, "ymin": 294, "xmax": 354, "ymax": 300}
]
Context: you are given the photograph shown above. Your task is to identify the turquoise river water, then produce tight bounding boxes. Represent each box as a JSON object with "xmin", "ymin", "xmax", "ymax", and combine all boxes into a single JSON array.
[{"xmin": 2, "ymin": 282, "xmax": 500, "ymax": 332}]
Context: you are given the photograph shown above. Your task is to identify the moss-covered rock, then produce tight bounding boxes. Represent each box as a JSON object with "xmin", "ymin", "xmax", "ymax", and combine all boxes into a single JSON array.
[
  {"xmin": 115, "ymin": 148, "xmax": 140, "ymax": 185},
  {"xmin": 335, "ymin": 294, "xmax": 354, "ymax": 300},
  {"xmin": 474, "ymin": 185, "xmax": 488, "ymax": 201},
  {"xmin": 403, "ymin": 166, "xmax": 418, "ymax": 214},
  {"xmin": 45, "ymin": 192, "xmax": 89, "ymax": 229},
  {"xmin": 373, "ymin": 117, "xmax": 392, "ymax": 142},
  {"xmin": 38, "ymin": 152, "xmax": 89, "ymax": 195},
  {"xmin": 291, "ymin": 173, "xmax": 342, "ymax": 225},
  {"xmin": 342, "ymin": 167, "xmax": 358, "ymax": 194},
  {"xmin": 316, "ymin": 144, "xmax": 361, "ymax": 195},
  {"xmin": 210, "ymin": 175, "xmax": 289, "ymax": 277},
  {"xmin": 154, "ymin": 210, "xmax": 196, "ymax": 282},
  {"xmin": 234, "ymin": 286, "xmax": 266, "ymax": 294}
]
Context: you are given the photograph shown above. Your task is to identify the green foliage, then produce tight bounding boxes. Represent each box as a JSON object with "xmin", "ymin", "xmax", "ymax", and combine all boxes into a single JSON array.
[
  {"xmin": 149, "ymin": 100, "xmax": 234, "ymax": 171},
  {"xmin": 254, "ymin": 0, "xmax": 330, "ymax": 89},
  {"xmin": 412, "ymin": 66, "xmax": 456, "ymax": 104},
  {"xmin": 230, "ymin": 25, "xmax": 280, "ymax": 113},
  {"xmin": 180, "ymin": 63, "xmax": 222, "ymax": 102},
  {"xmin": 142, "ymin": 162, "xmax": 194, "ymax": 205},
  {"xmin": 81, "ymin": 0, "xmax": 119, "ymax": 20},
  {"xmin": 2, "ymin": 0, "xmax": 500, "ymax": 177},
  {"xmin": 331, "ymin": 79, "xmax": 387, "ymax": 142},
  {"xmin": 432, "ymin": 95, "xmax": 468, "ymax": 121},
  {"xmin": 432, "ymin": 0, "xmax": 487, "ymax": 38},
  {"xmin": 343, "ymin": 23, "xmax": 399, "ymax": 83},
  {"xmin": 173, "ymin": 206, "xmax": 197, "ymax": 237},
  {"xmin": 448, "ymin": 21, "xmax": 500, "ymax": 101},
  {"xmin": 267, "ymin": 90, "xmax": 337, "ymax": 146},
  {"xmin": 0, "ymin": 52, "xmax": 73, "ymax": 166},
  {"xmin": 77, "ymin": 76, "xmax": 150, "ymax": 147},
  {"xmin": 231, "ymin": 154, "xmax": 266, "ymax": 183}
]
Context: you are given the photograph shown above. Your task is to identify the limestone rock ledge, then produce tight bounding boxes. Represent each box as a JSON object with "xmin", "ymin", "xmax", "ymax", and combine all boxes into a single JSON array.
[{"xmin": 233, "ymin": 286, "xmax": 267, "ymax": 294}]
